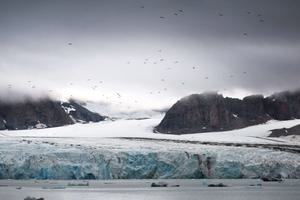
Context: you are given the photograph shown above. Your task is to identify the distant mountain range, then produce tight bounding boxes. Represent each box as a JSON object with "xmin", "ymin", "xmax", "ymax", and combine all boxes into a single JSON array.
[{"xmin": 1, "ymin": 90, "xmax": 300, "ymax": 138}]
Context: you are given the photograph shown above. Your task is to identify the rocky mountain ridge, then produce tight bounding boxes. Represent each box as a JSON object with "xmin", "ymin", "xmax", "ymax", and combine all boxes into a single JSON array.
[
  {"xmin": 155, "ymin": 90, "xmax": 300, "ymax": 134},
  {"xmin": 0, "ymin": 98, "xmax": 105, "ymax": 130}
]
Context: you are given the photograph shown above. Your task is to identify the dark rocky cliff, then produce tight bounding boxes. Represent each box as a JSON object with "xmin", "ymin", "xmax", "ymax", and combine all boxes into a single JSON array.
[
  {"xmin": 0, "ymin": 98, "xmax": 105, "ymax": 130},
  {"xmin": 264, "ymin": 90, "xmax": 300, "ymax": 120},
  {"xmin": 155, "ymin": 90, "xmax": 300, "ymax": 134}
]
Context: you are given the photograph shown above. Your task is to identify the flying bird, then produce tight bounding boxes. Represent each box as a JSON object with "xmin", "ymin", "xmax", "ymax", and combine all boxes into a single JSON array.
[
  {"xmin": 92, "ymin": 86, "xmax": 97, "ymax": 90},
  {"xmin": 68, "ymin": 43, "xmax": 72, "ymax": 45},
  {"xmin": 178, "ymin": 9, "xmax": 184, "ymax": 13}
]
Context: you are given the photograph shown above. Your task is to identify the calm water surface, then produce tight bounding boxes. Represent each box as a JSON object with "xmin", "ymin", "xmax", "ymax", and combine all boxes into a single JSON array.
[{"xmin": 0, "ymin": 179, "xmax": 299, "ymax": 200}]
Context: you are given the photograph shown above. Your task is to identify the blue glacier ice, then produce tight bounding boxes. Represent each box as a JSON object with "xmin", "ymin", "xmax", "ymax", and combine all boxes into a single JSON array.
[{"xmin": 0, "ymin": 138, "xmax": 299, "ymax": 179}]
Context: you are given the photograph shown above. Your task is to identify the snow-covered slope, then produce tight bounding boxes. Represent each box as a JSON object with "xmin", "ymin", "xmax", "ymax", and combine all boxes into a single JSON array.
[{"xmin": 2, "ymin": 115, "xmax": 300, "ymax": 145}]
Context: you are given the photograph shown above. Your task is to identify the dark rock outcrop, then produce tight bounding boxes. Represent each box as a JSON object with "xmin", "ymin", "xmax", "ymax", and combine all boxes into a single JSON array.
[
  {"xmin": 0, "ymin": 116, "xmax": 5, "ymax": 129},
  {"xmin": 269, "ymin": 124, "xmax": 300, "ymax": 137},
  {"xmin": 0, "ymin": 98, "xmax": 74, "ymax": 130},
  {"xmin": 0, "ymin": 98, "xmax": 105, "ymax": 130},
  {"xmin": 156, "ymin": 90, "xmax": 300, "ymax": 134},
  {"xmin": 264, "ymin": 90, "xmax": 300, "ymax": 120}
]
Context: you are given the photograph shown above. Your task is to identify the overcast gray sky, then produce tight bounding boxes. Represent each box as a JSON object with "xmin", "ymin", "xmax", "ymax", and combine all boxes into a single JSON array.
[{"xmin": 0, "ymin": 0, "xmax": 299, "ymax": 109}]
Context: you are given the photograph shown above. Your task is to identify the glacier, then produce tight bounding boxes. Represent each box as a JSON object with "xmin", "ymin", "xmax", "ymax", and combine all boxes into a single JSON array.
[
  {"xmin": 0, "ymin": 137, "xmax": 299, "ymax": 180},
  {"xmin": 1, "ymin": 117, "xmax": 300, "ymax": 180}
]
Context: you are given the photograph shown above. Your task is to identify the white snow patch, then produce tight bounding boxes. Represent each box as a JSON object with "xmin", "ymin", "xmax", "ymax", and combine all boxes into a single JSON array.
[
  {"xmin": 233, "ymin": 114, "xmax": 238, "ymax": 118},
  {"xmin": 61, "ymin": 104, "xmax": 76, "ymax": 114},
  {"xmin": 35, "ymin": 123, "xmax": 47, "ymax": 129}
]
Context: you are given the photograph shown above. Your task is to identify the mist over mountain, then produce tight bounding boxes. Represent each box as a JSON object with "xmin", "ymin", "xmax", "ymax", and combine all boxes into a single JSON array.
[{"xmin": 0, "ymin": 97, "xmax": 105, "ymax": 130}]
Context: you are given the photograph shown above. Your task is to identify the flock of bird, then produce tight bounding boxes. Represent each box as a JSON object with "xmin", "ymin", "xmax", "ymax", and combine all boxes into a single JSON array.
[
  {"xmin": 6, "ymin": 5, "xmax": 267, "ymax": 107},
  {"xmin": 219, "ymin": 10, "xmax": 265, "ymax": 37}
]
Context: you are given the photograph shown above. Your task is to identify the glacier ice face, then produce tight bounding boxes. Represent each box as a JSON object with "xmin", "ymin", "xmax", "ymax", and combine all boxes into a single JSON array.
[{"xmin": 0, "ymin": 138, "xmax": 299, "ymax": 180}]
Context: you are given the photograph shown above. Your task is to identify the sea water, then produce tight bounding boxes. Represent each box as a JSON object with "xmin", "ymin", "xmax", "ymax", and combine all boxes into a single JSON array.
[{"xmin": 0, "ymin": 179, "xmax": 299, "ymax": 200}]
